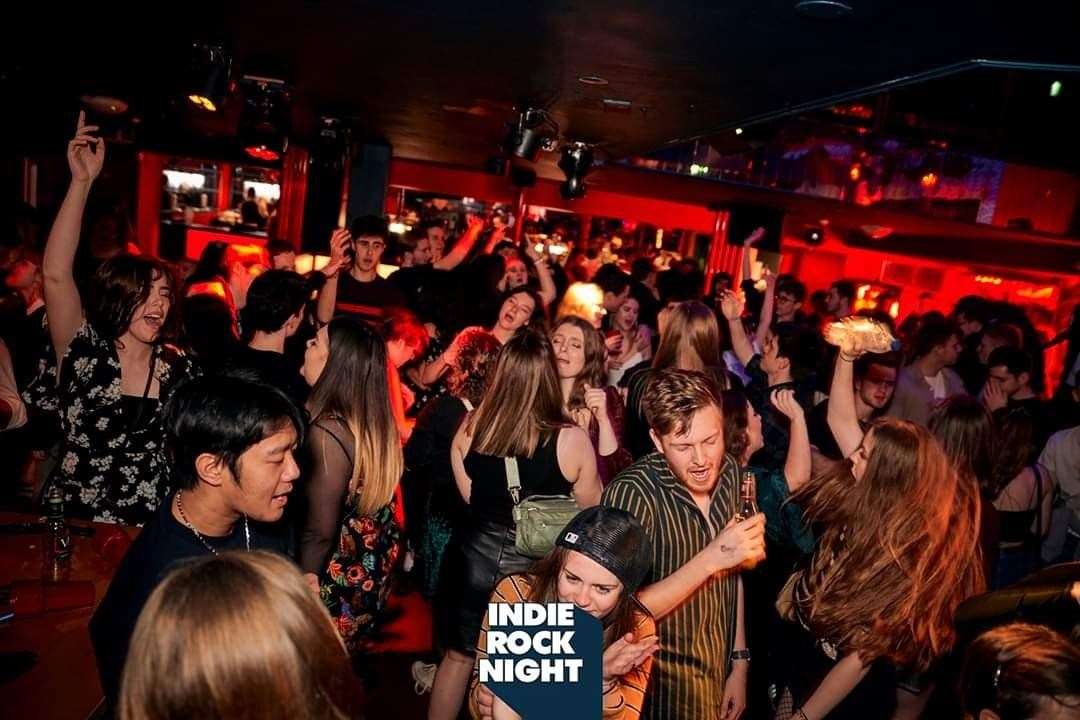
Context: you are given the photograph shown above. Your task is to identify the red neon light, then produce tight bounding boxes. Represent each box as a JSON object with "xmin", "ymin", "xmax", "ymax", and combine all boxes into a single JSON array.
[{"xmin": 244, "ymin": 145, "xmax": 281, "ymax": 161}]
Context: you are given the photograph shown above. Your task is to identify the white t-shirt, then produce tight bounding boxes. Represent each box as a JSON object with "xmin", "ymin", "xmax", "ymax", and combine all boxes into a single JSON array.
[{"xmin": 925, "ymin": 370, "xmax": 947, "ymax": 400}]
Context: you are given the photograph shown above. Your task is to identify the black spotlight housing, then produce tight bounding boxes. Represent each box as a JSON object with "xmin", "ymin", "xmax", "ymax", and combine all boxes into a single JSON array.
[
  {"xmin": 185, "ymin": 42, "xmax": 230, "ymax": 112},
  {"xmin": 504, "ymin": 108, "xmax": 553, "ymax": 162},
  {"xmin": 238, "ymin": 77, "xmax": 291, "ymax": 162},
  {"xmin": 558, "ymin": 142, "xmax": 594, "ymax": 199}
]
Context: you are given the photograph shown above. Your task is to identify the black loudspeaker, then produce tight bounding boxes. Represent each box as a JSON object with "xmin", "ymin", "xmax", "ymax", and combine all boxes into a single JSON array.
[
  {"xmin": 723, "ymin": 204, "xmax": 784, "ymax": 252},
  {"xmin": 346, "ymin": 142, "xmax": 392, "ymax": 223},
  {"xmin": 300, "ymin": 152, "xmax": 345, "ymax": 253}
]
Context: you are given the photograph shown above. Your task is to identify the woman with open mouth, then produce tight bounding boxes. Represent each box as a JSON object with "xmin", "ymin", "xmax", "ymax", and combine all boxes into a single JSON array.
[{"xmin": 25, "ymin": 112, "xmax": 197, "ymax": 525}]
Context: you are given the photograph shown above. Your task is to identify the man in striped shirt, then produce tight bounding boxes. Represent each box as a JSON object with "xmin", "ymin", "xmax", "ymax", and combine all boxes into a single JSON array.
[{"xmin": 603, "ymin": 369, "xmax": 766, "ymax": 719}]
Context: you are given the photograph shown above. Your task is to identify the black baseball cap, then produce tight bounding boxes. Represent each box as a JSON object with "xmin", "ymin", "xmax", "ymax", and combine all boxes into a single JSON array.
[{"xmin": 556, "ymin": 507, "xmax": 652, "ymax": 594}]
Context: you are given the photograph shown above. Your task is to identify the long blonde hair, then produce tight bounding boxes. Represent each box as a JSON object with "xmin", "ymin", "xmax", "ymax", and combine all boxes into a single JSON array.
[
  {"xmin": 308, "ymin": 318, "xmax": 402, "ymax": 515},
  {"xmin": 469, "ymin": 328, "xmax": 568, "ymax": 457},
  {"xmin": 120, "ymin": 551, "xmax": 359, "ymax": 720},
  {"xmin": 652, "ymin": 301, "xmax": 721, "ymax": 372}
]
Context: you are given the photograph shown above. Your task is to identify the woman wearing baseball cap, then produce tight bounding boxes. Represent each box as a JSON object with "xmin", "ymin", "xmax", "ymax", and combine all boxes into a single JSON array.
[{"xmin": 469, "ymin": 506, "xmax": 658, "ymax": 719}]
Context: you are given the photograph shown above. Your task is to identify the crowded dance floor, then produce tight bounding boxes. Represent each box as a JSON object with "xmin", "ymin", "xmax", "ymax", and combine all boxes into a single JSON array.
[{"xmin": 2, "ymin": 3, "xmax": 1080, "ymax": 719}]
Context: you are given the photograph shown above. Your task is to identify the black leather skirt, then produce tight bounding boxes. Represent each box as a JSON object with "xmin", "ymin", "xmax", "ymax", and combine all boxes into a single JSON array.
[{"xmin": 435, "ymin": 519, "xmax": 536, "ymax": 654}]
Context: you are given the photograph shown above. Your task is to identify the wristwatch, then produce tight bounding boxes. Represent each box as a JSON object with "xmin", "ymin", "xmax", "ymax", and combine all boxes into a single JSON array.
[{"xmin": 731, "ymin": 649, "xmax": 751, "ymax": 662}]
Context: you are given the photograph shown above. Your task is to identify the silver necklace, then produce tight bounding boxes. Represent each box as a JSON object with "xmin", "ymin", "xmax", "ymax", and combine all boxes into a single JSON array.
[{"xmin": 175, "ymin": 490, "xmax": 250, "ymax": 554}]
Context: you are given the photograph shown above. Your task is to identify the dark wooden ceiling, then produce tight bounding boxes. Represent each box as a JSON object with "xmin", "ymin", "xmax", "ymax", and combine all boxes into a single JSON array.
[{"xmin": 6, "ymin": 1, "xmax": 1080, "ymax": 173}]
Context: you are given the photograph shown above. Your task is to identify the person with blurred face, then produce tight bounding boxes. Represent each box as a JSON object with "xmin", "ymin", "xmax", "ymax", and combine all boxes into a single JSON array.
[
  {"xmin": 3, "ymin": 253, "xmax": 48, "ymax": 386},
  {"xmin": 825, "ymin": 281, "xmax": 855, "ymax": 319},
  {"xmin": 427, "ymin": 225, "xmax": 447, "ymax": 262},
  {"xmin": 89, "ymin": 373, "xmax": 304, "ymax": 713},
  {"xmin": 889, "ymin": 314, "xmax": 966, "ymax": 426},
  {"xmin": 603, "ymin": 369, "xmax": 766, "ymax": 720}
]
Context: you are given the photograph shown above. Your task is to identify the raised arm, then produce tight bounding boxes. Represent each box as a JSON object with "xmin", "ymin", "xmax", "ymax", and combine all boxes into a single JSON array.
[
  {"xmin": 754, "ymin": 270, "xmax": 776, "ymax": 348},
  {"xmin": 772, "ymin": 388, "xmax": 811, "ymax": 492},
  {"xmin": 826, "ymin": 352, "xmax": 865, "ymax": 460},
  {"xmin": 720, "ymin": 291, "xmax": 756, "ymax": 368},
  {"xmin": 738, "ymin": 226, "xmax": 765, "ymax": 286},
  {"xmin": 434, "ymin": 215, "xmax": 484, "ymax": 270},
  {"xmin": 44, "ymin": 111, "xmax": 104, "ymax": 362},
  {"xmin": 482, "ymin": 224, "xmax": 508, "ymax": 255},
  {"xmin": 524, "ymin": 242, "xmax": 557, "ymax": 307},
  {"xmin": 315, "ymin": 228, "xmax": 351, "ymax": 324}
]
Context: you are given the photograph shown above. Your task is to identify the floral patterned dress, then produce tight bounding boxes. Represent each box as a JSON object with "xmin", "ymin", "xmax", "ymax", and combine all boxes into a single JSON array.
[
  {"xmin": 320, "ymin": 498, "xmax": 402, "ymax": 651},
  {"xmin": 23, "ymin": 321, "xmax": 197, "ymax": 525},
  {"xmin": 299, "ymin": 417, "xmax": 403, "ymax": 652}
]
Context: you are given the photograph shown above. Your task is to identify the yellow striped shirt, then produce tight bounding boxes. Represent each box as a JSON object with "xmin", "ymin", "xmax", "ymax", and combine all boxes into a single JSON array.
[{"xmin": 601, "ymin": 452, "xmax": 741, "ymax": 720}]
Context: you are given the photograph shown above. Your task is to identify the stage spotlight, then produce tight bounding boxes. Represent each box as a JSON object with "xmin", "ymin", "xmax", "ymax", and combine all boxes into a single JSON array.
[
  {"xmin": 186, "ymin": 43, "xmax": 230, "ymax": 112},
  {"xmin": 558, "ymin": 142, "xmax": 594, "ymax": 199},
  {"xmin": 504, "ymin": 108, "xmax": 554, "ymax": 162},
  {"xmin": 239, "ymin": 77, "xmax": 291, "ymax": 162}
]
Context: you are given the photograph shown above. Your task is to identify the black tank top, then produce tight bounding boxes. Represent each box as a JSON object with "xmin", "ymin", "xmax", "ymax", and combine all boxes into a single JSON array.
[
  {"xmin": 998, "ymin": 466, "xmax": 1044, "ymax": 545},
  {"xmin": 464, "ymin": 428, "xmax": 572, "ymax": 526}
]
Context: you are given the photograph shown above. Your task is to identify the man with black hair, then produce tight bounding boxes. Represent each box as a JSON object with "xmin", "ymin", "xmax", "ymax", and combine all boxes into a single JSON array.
[
  {"xmin": 984, "ymin": 345, "xmax": 1050, "ymax": 453},
  {"xmin": 773, "ymin": 276, "xmax": 807, "ymax": 326},
  {"xmin": 825, "ymin": 280, "xmax": 855, "ymax": 319},
  {"xmin": 953, "ymin": 295, "xmax": 993, "ymax": 394},
  {"xmin": 592, "ymin": 263, "xmax": 632, "ymax": 314},
  {"xmin": 230, "ymin": 269, "xmax": 313, "ymax": 407},
  {"xmin": 317, "ymin": 216, "xmax": 407, "ymax": 325},
  {"xmin": 266, "ymin": 238, "xmax": 297, "ymax": 271},
  {"xmin": 89, "ymin": 373, "xmax": 303, "ymax": 710},
  {"xmin": 889, "ymin": 314, "xmax": 966, "ymax": 426},
  {"xmin": 807, "ymin": 352, "xmax": 899, "ymax": 460},
  {"xmin": 722, "ymin": 293, "xmax": 820, "ymax": 470}
]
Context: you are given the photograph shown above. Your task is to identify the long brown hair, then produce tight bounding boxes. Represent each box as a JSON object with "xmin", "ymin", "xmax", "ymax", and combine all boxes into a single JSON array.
[
  {"xmin": 652, "ymin": 301, "xmax": 720, "ymax": 372},
  {"xmin": 553, "ymin": 315, "xmax": 607, "ymax": 412},
  {"xmin": 469, "ymin": 328, "xmax": 568, "ymax": 457},
  {"xmin": 988, "ymin": 408, "xmax": 1036, "ymax": 500},
  {"xmin": 120, "ymin": 551, "xmax": 359, "ymax": 720},
  {"xmin": 527, "ymin": 547, "xmax": 642, "ymax": 648},
  {"xmin": 929, "ymin": 395, "xmax": 995, "ymax": 499},
  {"xmin": 308, "ymin": 318, "xmax": 402, "ymax": 515},
  {"xmin": 792, "ymin": 418, "xmax": 984, "ymax": 671},
  {"xmin": 720, "ymin": 389, "xmax": 752, "ymax": 463}
]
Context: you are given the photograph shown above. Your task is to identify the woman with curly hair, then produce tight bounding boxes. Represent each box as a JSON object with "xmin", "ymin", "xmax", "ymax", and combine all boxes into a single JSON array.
[
  {"xmin": 404, "ymin": 327, "xmax": 503, "ymax": 600},
  {"xmin": 774, "ymin": 330, "xmax": 985, "ymax": 719}
]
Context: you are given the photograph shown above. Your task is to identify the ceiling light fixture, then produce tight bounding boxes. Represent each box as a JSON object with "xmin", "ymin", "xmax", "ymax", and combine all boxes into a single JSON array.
[
  {"xmin": 558, "ymin": 142, "xmax": 594, "ymax": 200},
  {"xmin": 577, "ymin": 75, "xmax": 609, "ymax": 86},
  {"xmin": 503, "ymin": 107, "xmax": 557, "ymax": 162},
  {"xmin": 1050, "ymin": 80, "xmax": 1063, "ymax": 97},
  {"xmin": 734, "ymin": 127, "xmax": 744, "ymax": 135},
  {"xmin": 186, "ymin": 42, "xmax": 230, "ymax": 112},
  {"xmin": 238, "ymin": 76, "xmax": 291, "ymax": 162}
]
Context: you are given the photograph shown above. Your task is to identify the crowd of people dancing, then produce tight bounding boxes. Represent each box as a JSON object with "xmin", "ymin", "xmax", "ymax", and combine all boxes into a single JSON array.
[{"xmin": 2, "ymin": 115, "xmax": 1079, "ymax": 719}]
